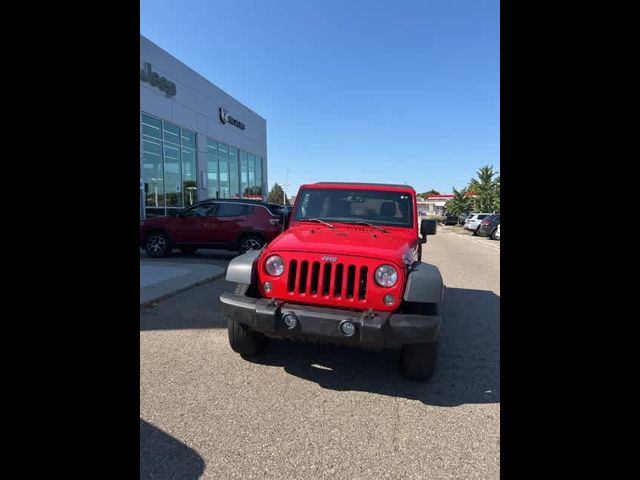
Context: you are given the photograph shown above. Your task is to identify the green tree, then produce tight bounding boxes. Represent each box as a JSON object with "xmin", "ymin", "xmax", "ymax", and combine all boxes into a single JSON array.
[
  {"xmin": 467, "ymin": 165, "xmax": 499, "ymax": 212},
  {"xmin": 243, "ymin": 186, "xmax": 262, "ymax": 197},
  {"xmin": 445, "ymin": 187, "xmax": 474, "ymax": 216},
  {"xmin": 419, "ymin": 189, "xmax": 440, "ymax": 198},
  {"xmin": 267, "ymin": 183, "xmax": 288, "ymax": 204}
]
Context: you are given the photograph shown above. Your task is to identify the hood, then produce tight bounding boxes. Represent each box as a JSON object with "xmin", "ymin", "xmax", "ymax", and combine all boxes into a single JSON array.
[{"xmin": 268, "ymin": 223, "xmax": 417, "ymax": 264}]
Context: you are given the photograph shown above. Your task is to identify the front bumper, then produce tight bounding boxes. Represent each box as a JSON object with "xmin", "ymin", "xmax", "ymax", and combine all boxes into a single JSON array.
[{"xmin": 219, "ymin": 292, "xmax": 441, "ymax": 350}]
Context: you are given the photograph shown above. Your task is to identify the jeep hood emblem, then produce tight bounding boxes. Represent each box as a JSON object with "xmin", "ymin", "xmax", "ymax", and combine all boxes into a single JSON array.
[{"xmin": 321, "ymin": 255, "xmax": 338, "ymax": 263}]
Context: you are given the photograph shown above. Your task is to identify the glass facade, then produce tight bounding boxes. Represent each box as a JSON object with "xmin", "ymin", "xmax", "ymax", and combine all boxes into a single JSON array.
[
  {"xmin": 141, "ymin": 111, "xmax": 265, "ymax": 217},
  {"xmin": 141, "ymin": 112, "xmax": 198, "ymax": 214},
  {"xmin": 204, "ymin": 135, "xmax": 263, "ymax": 200}
]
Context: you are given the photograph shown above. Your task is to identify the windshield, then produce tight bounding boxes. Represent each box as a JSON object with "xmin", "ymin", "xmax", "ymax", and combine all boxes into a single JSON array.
[{"xmin": 292, "ymin": 188, "xmax": 414, "ymax": 228}]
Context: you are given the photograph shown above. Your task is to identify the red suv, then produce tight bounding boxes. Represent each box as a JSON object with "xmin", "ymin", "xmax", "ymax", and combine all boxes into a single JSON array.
[{"xmin": 140, "ymin": 199, "xmax": 286, "ymax": 257}]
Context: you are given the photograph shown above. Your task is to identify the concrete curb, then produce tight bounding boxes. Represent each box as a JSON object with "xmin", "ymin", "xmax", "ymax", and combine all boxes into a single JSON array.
[{"xmin": 140, "ymin": 269, "xmax": 226, "ymax": 310}]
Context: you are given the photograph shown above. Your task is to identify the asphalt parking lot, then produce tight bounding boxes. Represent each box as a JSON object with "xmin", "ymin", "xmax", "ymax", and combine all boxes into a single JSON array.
[{"xmin": 140, "ymin": 230, "xmax": 500, "ymax": 479}]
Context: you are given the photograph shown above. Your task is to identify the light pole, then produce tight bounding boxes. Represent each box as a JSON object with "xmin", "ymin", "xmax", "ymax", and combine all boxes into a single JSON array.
[
  {"xmin": 150, "ymin": 177, "xmax": 162, "ymax": 208},
  {"xmin": 186, "ymin": 186, "xmax": 197, "ymax": 205},
  {"xmin": 282, "ymin": 169, "xmax": 290, "ymax": 206}
]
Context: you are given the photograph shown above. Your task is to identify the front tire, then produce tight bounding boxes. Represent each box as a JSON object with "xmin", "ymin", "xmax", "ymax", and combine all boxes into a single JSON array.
[
  {"xmin": 145, "ymin": 232, "xmax": 171, "ymax": 258},
  {"xmin": 401, "ymin": 342, "xmax": 439, "ymax": 380},
  {"xmin": 227, "ymin": 284, "xmax": 266, "ymax": 356},
  {"xmin": 238, "ymin": 235, "xmax": 265, "ymax": 254}
]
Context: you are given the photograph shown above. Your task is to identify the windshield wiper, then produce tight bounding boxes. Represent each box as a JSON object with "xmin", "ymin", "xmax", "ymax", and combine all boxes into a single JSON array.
[
  {"xmin": 340, "ymin": 221, "xmax": 388, "ymax": 233},
  {"xmin": 298, "ymin": 218, "xmax": 335, "ymax": 228}
]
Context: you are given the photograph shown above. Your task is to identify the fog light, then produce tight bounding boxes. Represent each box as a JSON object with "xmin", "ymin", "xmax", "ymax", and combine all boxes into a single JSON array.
[
  {"xmin": 339, "ymin": 321, "xmax": 356, "ymax": 336},
  {"xmin": 282, "ymin": 312, "xmax": 297, "ymax": 329},
  {"xmin": 263, "ymin": 281, "xmax": 272, "ymax": 292},
  {"xmin": 383, "ymin": 294, "xmax": 395, "ymax": 305}
]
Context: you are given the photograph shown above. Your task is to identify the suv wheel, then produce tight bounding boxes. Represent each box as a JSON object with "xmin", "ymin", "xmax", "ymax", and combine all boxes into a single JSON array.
[
  {"xmin": 239, "ymin": 235, "xmax": 265, "ymax": 254},
  {"xmin": 401, "ymin": 342, "xmax": 439, "ymax": 380},
  {"xmin": 228, "ymin": 284, "xmax": 266, "ymax": 355},
  {"xmin": 145, "ymin": 232, "xmax": 171, "ymax": 258}
]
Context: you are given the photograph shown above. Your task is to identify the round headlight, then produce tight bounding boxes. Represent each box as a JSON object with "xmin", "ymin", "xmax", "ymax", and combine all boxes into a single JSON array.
[
  {"xmin": 264, "ymin": 255, "xmax": 285, "ymax": 276},
  {"xmin": 374, "ymin": 265, "xmax": 398, "ymax": 287}
]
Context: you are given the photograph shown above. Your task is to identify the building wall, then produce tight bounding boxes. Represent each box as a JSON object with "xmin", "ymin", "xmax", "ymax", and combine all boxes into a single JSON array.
[{"xmin": 140, "ymin": 35, "xmax": 268, "ymax": 216}]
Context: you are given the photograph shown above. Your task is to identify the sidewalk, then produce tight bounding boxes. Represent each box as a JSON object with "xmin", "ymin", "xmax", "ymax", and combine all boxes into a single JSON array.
[{"xmin": 140, "ymin": 260, "xmax": 226, "ymax": 308}]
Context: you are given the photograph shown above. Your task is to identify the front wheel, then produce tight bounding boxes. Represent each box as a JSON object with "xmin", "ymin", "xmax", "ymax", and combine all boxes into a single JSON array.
[
  {"xmin": 238, "ymin": 235, "xmax": 265, "ymax": 254},
  {"xmin": 401, "ymin": 342, "xmax": 439, "ymax": 380},
  {"xmin": 227, "ymin": 283, "xmax": 266, "ymax": 356},
  {"xmin": 145, "ymin": 232, "xmax": 171, "ymax": 258}
]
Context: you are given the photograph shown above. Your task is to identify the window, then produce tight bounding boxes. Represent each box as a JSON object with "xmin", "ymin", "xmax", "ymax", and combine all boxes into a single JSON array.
[
  {"xmin": 182, "ymin": 147, "xmax": 197, "ymax": 206},
  {"xmin": 205, "ymin": 136, "xmax": 265, "ymax": 201},
  {"xmin": 163, "ymin": 143, "xmax": 180, "ymax": 207},
  {"xmin": 247, "ymin": 153, "xmax": 256, "ymax": 195},
  {"xmin": 142, "ymin": 137, "xmax": 163, "ymax": 208},
  {"xmin": 293, "ymin": 189, "xmax": 414, "ymax": 228},
  {"xmin": 207, "ymin": 139, "xmax": 219, "ymax": 199},
  {"xmin": 215, "ymin": 203, "xmax": 247, "ymax": 217},
  {"xmin": 228, "ymin": 146, "xmax": 239, "ymax": 198},
  {"xmin": 141, "ymin": 112, "xmax": 198, "ymax": 211},
  {"xmin": 255, "ymin": 157, "xmax": 263, "ymax": 195},
  {"xmin": 182, "ymin": 203, "xmax": 216, "ymax": 217}
]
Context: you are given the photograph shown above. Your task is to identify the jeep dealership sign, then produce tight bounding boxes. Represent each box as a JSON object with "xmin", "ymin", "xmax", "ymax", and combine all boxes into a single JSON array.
[
  {"xmin": 140, "ymin": 62, "xmax": 177, "ymax": 98},
  {"xmin": 219, "ymin": 107, "xmax": 246, "ymax": 130}
]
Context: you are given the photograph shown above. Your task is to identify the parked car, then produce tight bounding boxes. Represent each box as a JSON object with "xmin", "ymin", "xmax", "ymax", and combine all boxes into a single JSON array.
[
  {"xmin": 463, "ymin": 213, "xmax": 493, "ymax": 234},
  {"xmin": 140, "ymin": 199, "xmax": 286, "ymax": 258},
  {"xmin": 220, "ymin": 181, "xmax": 443, "ymax": 380},
  {"xmin": 458, "ymin": 213, "xmax": 472, "ymax": 225},
  {"xmin": 476, "ymin": 214, "xmax": 501, "ymax": 238},
  {"xmin": 494, "ymin": 223, "xmax": 500, "ymax": 240},
  {"xmin": 442, "ymin": 213, "xmax": 459, "ymax": 226}
]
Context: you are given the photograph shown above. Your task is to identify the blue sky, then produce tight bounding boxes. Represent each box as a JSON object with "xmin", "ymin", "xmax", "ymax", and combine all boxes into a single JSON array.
[{"xmin": 141, "ymin": 0, "xmax": 499, "ymax": 196}]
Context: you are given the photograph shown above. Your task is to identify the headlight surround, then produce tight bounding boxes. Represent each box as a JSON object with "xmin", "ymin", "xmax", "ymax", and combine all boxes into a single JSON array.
[
  {"xmin": 264, "ymin": 255, "xmax": 285, "ymax": 276},
  {"xmin": 374, "ymin": 264, "xmax": 398, "ymax": 287}
]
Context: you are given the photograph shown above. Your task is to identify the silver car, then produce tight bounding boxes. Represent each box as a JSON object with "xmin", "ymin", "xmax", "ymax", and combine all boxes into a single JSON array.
[{"xmin": 464, "ymin": 213, "xmax": 493, "ymax": 232}]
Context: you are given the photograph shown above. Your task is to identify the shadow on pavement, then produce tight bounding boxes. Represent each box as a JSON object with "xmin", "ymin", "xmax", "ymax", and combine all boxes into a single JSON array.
[
  {"xmin": 244, "ymin": 287, "xmax": 500, "ymax": 407},
  {"xmin": 140, "ymin": 419, "xmax": 205, "ymax": 479},
  {"xmin": 140, "ymin": 248, "xmax": 237, "ymax": 262},
  {"xmin": 140, "ymin": 280, "xmax": 234, "ymax": 331}
]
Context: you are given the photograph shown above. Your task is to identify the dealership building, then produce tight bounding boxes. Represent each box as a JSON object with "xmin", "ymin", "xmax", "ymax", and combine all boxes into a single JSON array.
[{"xmin": 140, "ymin": 34, "xmax": 268, "ymax": 218}]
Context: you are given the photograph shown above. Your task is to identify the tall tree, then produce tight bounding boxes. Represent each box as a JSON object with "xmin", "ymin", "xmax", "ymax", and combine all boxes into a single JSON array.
[
  {"xmin": 468, "ymin": 165, "xmax": 499, "ymax": 212},
  {"xmin": 445, "ymin": 187, "xmax": 474, "ymax": 215},
  {"xmin": 419, "ymin": 189, "xmax": 440, "ymax": 198},
  {"xmin": 267, "ymin": 183, "xmax": 288, "ymax": 204}
]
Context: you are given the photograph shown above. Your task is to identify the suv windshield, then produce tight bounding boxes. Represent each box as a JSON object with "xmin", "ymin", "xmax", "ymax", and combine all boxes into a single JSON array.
[{"xmin": 293, "ymin": 188, "xmax": 414, "ymax": 228}]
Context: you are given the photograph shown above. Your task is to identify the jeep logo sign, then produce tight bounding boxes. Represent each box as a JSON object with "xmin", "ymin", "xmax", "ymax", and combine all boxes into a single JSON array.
[
  {"xmin": 219, "ymin": 107, "xmax": 246, "ymax": 130},
  {"xmin": 140, "ymin": 62, "xmax": 177, "ymax": 98},
  {"xmin": 321, "ymin": 256, "xmax": 338, "ymax": 263}
]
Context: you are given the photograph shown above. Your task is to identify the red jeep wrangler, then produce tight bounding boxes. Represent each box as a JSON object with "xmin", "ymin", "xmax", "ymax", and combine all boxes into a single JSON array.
[{"xmin": 219, "ymin": 182, "xmax": 443, "ymax": 380}]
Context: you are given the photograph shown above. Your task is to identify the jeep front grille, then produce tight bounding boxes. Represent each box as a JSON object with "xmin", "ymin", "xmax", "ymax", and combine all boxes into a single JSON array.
[{"xmin": 286, "ymin": 259, "xmax": 369, "ymax": 301}]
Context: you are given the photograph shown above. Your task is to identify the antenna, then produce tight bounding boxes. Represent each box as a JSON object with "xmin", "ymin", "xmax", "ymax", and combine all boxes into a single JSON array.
[{"xmin": 282, "ymin": 168, "xmax": 290, "ymax": 206}]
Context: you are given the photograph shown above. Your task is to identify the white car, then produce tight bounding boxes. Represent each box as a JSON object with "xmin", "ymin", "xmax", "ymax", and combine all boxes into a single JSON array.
[
  {"xmin": 494, "ymin": 223, "xmax": 500, "ymax": 240},
  {"xmin": 463, "ymin": 213, "xmax": 493, "ymax": 233}
]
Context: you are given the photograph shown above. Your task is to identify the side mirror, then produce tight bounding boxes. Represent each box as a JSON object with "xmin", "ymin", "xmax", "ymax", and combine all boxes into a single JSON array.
[{"xmin": 420, "ymin": 219, "xmax": 437, "ymax": 235}]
